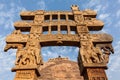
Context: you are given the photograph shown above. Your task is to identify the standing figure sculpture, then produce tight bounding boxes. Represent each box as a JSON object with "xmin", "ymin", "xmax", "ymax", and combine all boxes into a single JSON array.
[{"xmin": 102, "ymin": 46, "xmax": 114, "ymax": 63}]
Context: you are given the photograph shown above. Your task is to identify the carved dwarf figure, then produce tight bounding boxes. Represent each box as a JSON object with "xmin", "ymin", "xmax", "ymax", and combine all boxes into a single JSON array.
[
  {"xmin": 12, "ymin": 30, "xmax": 21, "ymax": 34},
  {"xmin": 102, "ymin": 46, "xmax": 114, "ymax": 63},
  {"xmin": 95, "ymin": 47, "xmax": 104, "ymax": 63}
]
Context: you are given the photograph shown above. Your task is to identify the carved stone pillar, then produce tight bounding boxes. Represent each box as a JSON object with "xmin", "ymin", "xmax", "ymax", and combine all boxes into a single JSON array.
[
  {"xmin": 12, "ymin": 66, "xmax": 40, "ymax": 80},
  {"xmin": 67, "ymin": 25, "xmax": 70, "ymax": 34},
  {"xmin": 48, "ymin": 25, "xmax": 51, "ymax": 34},
  {"xmin": 83, "ymin": 68, "xmax": 107, "ymax": 80},
  {"xmin": 78, "ymin": 40, "xmax": 108, "ymax": 80},
  {"xmin": 77, "ymin": 25, "xmax": 89, "ymax": 35},
  {"xmin": 30, "ymin": 25, "xmax": 42, "ymax": 34},
  {"xmin": 58, "ymin": 14, "xmax": 60, "ymax": 21},
  {"xmin": 34, "ymin": 10, "xmax": 44, "ymax": 24},
  {"xmin": 12, "ymin": 23, "xmax": 42, "ymax": 80},
  {"xmin": 58, "ymin": 25, "xmax": 61, "ymax": 34},
  {"xmin": 66, "ymin": 14, "xmax": 68, "ymax": 21},
  {"xmin": 50, "ymin": 14, "xmax": 52, "ymax": 21}
]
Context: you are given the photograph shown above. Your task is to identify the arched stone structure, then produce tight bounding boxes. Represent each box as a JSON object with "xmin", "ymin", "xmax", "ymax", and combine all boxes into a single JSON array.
[{"xmin": 4, "ymin": 5, "xmax": 114, "ymax": 80}]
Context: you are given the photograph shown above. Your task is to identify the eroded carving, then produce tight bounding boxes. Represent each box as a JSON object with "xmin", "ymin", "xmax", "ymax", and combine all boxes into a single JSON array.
[
  {"xmin": 102, "ymin": 46, "xmax": 114, "ymax": 63},
  {"xmin": 75, "ymin": 14, "xmax": 84, "ymax": 23},
  {"xmin": 15, "ymin": 47, "xmax": 43, "ymax": 66},
  {"xmin": 81, "ymin": 41, "xmax": 103, "ymax": 63},
  {"xmin": 80, "ymin": 40, "xmax": 112, "ymax": 64}
]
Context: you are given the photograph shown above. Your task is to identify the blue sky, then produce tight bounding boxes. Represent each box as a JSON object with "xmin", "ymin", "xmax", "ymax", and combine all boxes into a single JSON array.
[{"xmin": 0, "ymin": 0, "xmax": 120, "ymax": 80}]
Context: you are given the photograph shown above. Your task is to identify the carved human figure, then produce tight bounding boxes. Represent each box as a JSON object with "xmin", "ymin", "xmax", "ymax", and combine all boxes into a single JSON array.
[
  {"xmin": 15, "ymin": 48, "xmax": 36, "ymax": 65},
  {"xmin": 80, "ymin": 34, "xmax": 89, "ymax": 40},
  {"xmin": 75, "ymin": 15, "xmax": 84, "ymax": 23},
  {"xmin": 89, "ymin": 46, "xmax": 100, "ymax": 63},
  {"xmin": 95, "ymin": 47, "xmax": 104, "ymax": 63},
  {"xmin": 30, "ymin": 47, "xmax": 43, "ymax": 65},
  {"xmin": 81, "ymin": 46, "xmax": 92, "ymax": 63},
  {"xmin": 102, "ymin": 46, "xmax": 114, "ymax": 63},
  {"xmin": 15, "ymin": 48, "xmax": 30, "ymax": 65},
  {"xmin": 15, "ymin": 49, "xmax": 24, "ymax": 65},
  {"xmin": 81, "ymin": 41, "xmax": 93, "ymax": 63},
  {"xmin": 81, "ymin": 41, "xmax": 102, "ymax": 63}
]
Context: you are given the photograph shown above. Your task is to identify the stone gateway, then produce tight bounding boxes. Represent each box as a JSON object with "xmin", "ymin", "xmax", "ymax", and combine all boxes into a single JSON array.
[{"xmin": 4, "ymin": 5, "xmax": 114, "ymax": 80}]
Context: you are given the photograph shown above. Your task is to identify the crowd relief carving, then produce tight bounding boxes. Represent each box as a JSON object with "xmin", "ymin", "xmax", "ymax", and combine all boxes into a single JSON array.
[
  {"xmin": 80, "ymin": 40, "xmax": 113, "ymax": 64},
  {"xmin": 12, "ymin": 32, "xmax": 43, "ymax": 66},
  {"xmin": 80, "ymin": 41, "xmax": 100, "ymax": 63},
  {"xmin": 15, "ymin": 47, "xmax": 43, "ymax": 66}
]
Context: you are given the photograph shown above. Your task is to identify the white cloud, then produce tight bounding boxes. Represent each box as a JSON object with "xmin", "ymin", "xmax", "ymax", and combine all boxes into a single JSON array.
[
  {"xmin": 105, "ymin": 40, "xmax": 120, "ymax": 80},
  {"xmin": 86, "ymin": 0, "xmax": 108, "ymax": 12},
  {"xmin": 98, "ymin": 13, "xmax": 109, "ymax": 20},
  {"xmin": 94, "ymin": 3, "xmax": 108, "ymax": 12},
  {"xmin": 0, "ymin": 36, "xmax": 6, "ymax": 52},
  {"xmin": 94, "ymin": 5, "xmax": 102, "ymax": 12},
  {"xmin": 107, "ymin": 40, "xmax": 120, "ymax": 72},
  {"xmin": 0, "ymin": 3, "xmax": 26, "ymax": 30},
  {"xmin": 87, "ymin": 0, "xmax": 100, "ymax": 8},
  {"xmin": 42, "ymin": 46, "xmax": 79, "ymax": 61},
  {"xmin": 37, "ymin": 0, "xmax": 46, "ymax": 10},
  {"xmin": 0, "ymin": 35, "xmax": 16, "ymax": 73}
]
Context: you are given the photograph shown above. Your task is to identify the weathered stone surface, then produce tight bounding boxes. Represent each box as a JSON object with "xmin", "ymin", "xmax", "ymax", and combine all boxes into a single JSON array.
[
  {"xmin": 38, "ymin": 57, "xmax": 84, "ymax": 80},
  {"xmin": 85, "ymin": 68, "xmax": 108, "ymax": 80}
]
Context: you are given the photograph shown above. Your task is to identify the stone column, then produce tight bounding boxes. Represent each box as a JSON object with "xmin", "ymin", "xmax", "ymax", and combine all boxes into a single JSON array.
[
  {"xmin": 67, "ymin": 25, "xmax": 70, "ymax": 34},
  {"xmin": 12, "ymin": 31, "xmax": 41, "ymax": 80},
  {"xmin": 58, "ymin": 25, "xmax": 61, "ymax": 34},
  {"xmin": 12, "ymin": 11, "xmax": 45, "ymax": 80},
  {"xmin": 78, "ymin": 39, "xmax": 108, "ymax": 80},
  {"xmin": 48, "ymin": 25, "xmax": 51, "ymax": 34},
  {"xmin": 30, "ymin": 25, "xmax": 42, "ymax": 34},
  {"xmin": 12, "ymin": 68, "xmax": 40, "ymax": 80},
  {"xmin": 50, "ymin": 14, "xmax": 52, "ymax": 21},
  {"xmin": 83, "ymin": 68, "xmax": 108, "ymax": 80},
  {"xmin": 66, "ymin": 14, "xmax": 68, "ymax": 21},
  {"xmin": 58, "ymin": 14, "xmax": 60, "ymax": 21}
]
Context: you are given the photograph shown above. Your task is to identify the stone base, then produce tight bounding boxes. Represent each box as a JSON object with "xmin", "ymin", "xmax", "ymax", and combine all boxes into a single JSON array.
[
  {"xmin": 83, "ymin": 68, "xmax": 108, "ymax": 80},
  {"xmin": 12, "ymin": 66, "xmax": 40, "ymax": 80},
  {"xmin": 78, "ymin": 63, "xmax": 108, "ymax": 80},
  {"xmin": 80, "ymin": 63, "xmax": 107, "ymax": 75}
]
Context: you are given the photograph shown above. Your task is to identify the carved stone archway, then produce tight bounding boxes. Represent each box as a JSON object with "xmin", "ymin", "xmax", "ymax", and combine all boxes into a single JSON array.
[{"xmin": 4, "ymin": 5, "xmax": 114, "ymax": 80}]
